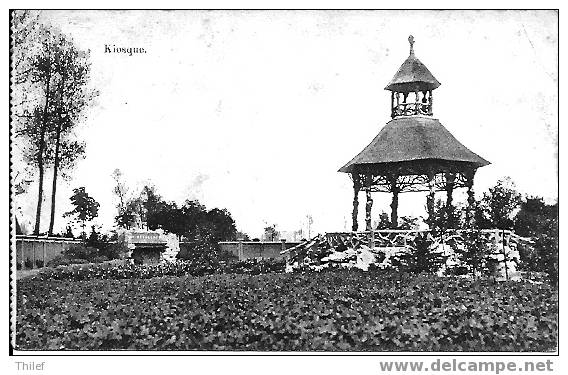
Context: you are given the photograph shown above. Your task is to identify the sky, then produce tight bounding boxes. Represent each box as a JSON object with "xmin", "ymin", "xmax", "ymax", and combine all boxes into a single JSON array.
[{"xmin": 13, "ymin": 10, "xmax": 558, "ymax": 238}]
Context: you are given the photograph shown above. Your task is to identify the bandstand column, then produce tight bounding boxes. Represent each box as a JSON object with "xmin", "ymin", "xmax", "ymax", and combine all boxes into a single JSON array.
[
  {"xmin": 389, "ymin": 174, "xmax": 399, "ymax": 229},
  {"xmin": 365, "ymin": 174, "xmax": 373, "ymax": 231},
  {"xmin": 445, "ymin": 172, "xmax": 455, "ymax": 225},
  {"xmin": 351, "ymin": 173, "xmax": 361, "ymax": 231},
  {"xmin": 426, "ymin": 170, "xmax": 436, "ymax": 226},
  {"xmin": 465, "ymin": 169, "xmax": 477, "ymax": 226}
]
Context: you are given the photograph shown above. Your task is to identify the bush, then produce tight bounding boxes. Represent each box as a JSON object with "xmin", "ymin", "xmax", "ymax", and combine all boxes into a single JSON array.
[
  {"xmin": 16, "ymin": 271, "xmax": 557, "ymax": 351},
  {"xmin": 24, "ymin": 259, "xmax": 33, "ymax": 269},
  {"xmin": 46, "ymin": 256, "xmax": 89, "ymax": 268},
  {"xmin": 391, "ymin": 233, "xmax": 446, "ymax": 274},
  {"xmin": 34, "ymin": 260, "xmax": 44, "ymax": 268},
  {"xmin": 63, "ymin": 245, "xmax": 99, "ymax": 262},
  {"xmin": 32, "ymin": 257, "xmax": 285, "ymax": 282}
]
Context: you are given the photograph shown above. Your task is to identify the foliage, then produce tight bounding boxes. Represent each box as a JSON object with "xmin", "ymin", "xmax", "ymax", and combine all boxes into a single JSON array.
[
  {"xmin": 453, "ymin": 229, "xmax": 490, "ymax": 279},
  {"xmin": 398, "ymin": 216, "xmax": 419, "ymax": 230},
  {"xmin": 236, "ymin": 231, "xmax": 251, "ymax": 241},
  {"xmin": 263, "ymin": 225, "xmax": 279, "ymax": 241},
  {"xmin": 374, "ymin": 211, "xmax": 391, "ymax": 230},
  {"xmin": 86, "ymin": 226, "xmax": 126, "ymax": 260},
  {"xmin": 514, "ymin": 197, "xmax": 558, "ymax": 238},
  {"xmin": 31, "ymin": 256, "xmax": 281, "ymax": 282},
  {"xmin": 513, "ymin": 197, "xmax": 558, "ymax": 284},
  {"xmin": 16, "ymin": 271, "xmax": 557, "ymax": 351},
  {"xmin": 429, "ymin": 199, "xmax": 460, "ymax": 233},
  {"xmin": 62, "ymin": 244, "xmax": 102, "ymax": 263},
  {"xmin": 114, "ymin": 183, "xmax": 238, "ymax": 244},
  {"xmin": 13, "ymin": 19, "xmax": 96, "ymax": 235},
  {"xmin": 476, "ymin": 178, "xmax": 522, "ymax": 229},
  {"xmin": 112, "ymin": 169, "xmax": 135, "ymax": 229},
  {"xmin": 46, "ymin": 256, "xmax": 90, "ymax": 268},
  {"xmin": 64, "ymin": 226, "xmax": 74, "ymax": 239},
  {"xmin": 63, "ymin": 187, "xmax": 99, "ymax": 238},
  {"xmin": 391, "ymin": 233, "xmax": 446, "ymax": 274},
  {"xmin": 177, "ymin": 241, "xmax": 237, "ymax": 270}
]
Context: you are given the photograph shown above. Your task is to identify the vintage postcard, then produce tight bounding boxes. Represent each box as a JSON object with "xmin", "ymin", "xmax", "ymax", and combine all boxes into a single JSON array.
[{"xmin": 8, "ymin": 8, "xmax": 559, "ymax": 369}]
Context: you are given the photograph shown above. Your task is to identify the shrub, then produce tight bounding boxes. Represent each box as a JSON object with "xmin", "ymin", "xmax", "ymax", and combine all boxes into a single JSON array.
[
  {"xmin": 24, "ymin": 259, "xmax": 33, "ymax": 269},
  {"xmin": 46, "ymin": 256, "xmax": 89, "ymax": 268},
  {"xmin": 391, "ymin": 233, "xmax": 446, "ymax": 274},
  {"xmin": 32, "ymin": 257, "xmax": 285, "ymax": 282},
  {"xmin": 34, "ymin": 260, "xmax": 44, "ymax": 268},
  {"xmin": 454, "ymin": 229, "xmax": 490, "ymax": 279},
  {"xmin": 15, "ymin": 271, "xmax": 557, "ymax": 351},
  {"xmin": 63, "ymin": 245, "xmax": 99, "ymax": 262}
]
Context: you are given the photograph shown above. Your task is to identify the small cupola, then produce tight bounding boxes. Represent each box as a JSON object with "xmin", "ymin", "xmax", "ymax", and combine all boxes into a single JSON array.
[{"xmin": 385, "ymin": 35, "xmax": 441, "ymax": 118}]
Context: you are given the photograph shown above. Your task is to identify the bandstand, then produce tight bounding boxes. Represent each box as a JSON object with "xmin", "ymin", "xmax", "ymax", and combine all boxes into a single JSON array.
[{"xmin": 339, "ymin": 36, "xmax": 490, "ymax": 230}]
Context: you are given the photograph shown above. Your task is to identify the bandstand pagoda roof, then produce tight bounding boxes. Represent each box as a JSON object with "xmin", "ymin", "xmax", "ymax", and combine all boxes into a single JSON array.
[
  {"xmin": 338, "ymin": 116, "xmax": 490, "ymax": 175},
  {"xmin": 385, "ymin": 53, "xmax": 441, "ymax": 92}
]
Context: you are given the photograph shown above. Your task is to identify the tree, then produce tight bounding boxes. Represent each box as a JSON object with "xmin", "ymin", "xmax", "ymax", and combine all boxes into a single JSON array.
[
  {"xmin": 112, "ymin": 169, "xmax": 134, "ymax": 229},
  {"xmin": 263, "ymin": 225, "xmax": 279, "ymax": 241},
  {"xmin": 15, "ymin": 25, "xmax": 61, "ymax": 234},
  {"xmin": 398, "ymin": 216, "xmax": 419, "ymax": 230},
  {"xmin": 12, "ymin": 20, "xmax": 96, "ymax": 235},
  {"xmin": 10, "ymin": 11, "xmax": 40, "ymax": 204},
  {"xmin": 429, "ymin": 198, "xmax": 460, "ymax": 233},
  {"xmin": 514, "ymin": 197, "xmax": 557, "ymax": 238},
  {"xmin": 236, "ymin": 230, "xmax": 251, "ymax": 241},
  {"xmin": 373, "ymin": 211, "xmax": 391, "ymax": 230},
  {"xmin": 480, "ymin": 177, "xmax": 522, "ymax": 229},
  {"xmin": 514, "ymin": 197, "xmax": 558, "ymax": 284},
  {"xmin": 391, "ymin": 232, "xmax": 446, "ymax": 274},
  {"xmin": 202, "ymin": 208, "xmax": 237, "ymax": 242},
  {"xmin": 64, "ymin": 225, "xmax": 74, "ymax": 239},
  {"xmin": 454, "ymin": 228, "xmax": 490, "ymax": 280},
  {"xmin": 63, "ymin": 187, "xmax": 99, "ymax": 239},
  {"xmin": 47, "ymin": 33, "xmax": 95, "ymax": 235},
  {"xmin": 112, "ymin": 169, "xmax": 128, "ymax": 212},
  {"xmin": 141, "ymin": 184, "xmax": 165, "ymax": 229}
]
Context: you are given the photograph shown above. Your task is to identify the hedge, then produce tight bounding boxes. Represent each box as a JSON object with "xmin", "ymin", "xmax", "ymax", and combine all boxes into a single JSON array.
[{"xmin": 30, "ymin": 258, "xmax": 285, "ymax": 282}]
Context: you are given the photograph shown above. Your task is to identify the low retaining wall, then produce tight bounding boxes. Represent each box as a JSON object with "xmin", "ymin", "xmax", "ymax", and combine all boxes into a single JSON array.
[
  {"xmin": 15, "ymin": 235, "xmax": 82, "ymax": 269},
  {"xmin": 219, "ymin": 240, "xmax": 302, "ymax": 261}
]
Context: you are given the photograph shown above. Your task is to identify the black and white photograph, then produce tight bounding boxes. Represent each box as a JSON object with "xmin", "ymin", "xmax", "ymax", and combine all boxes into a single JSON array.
[{"xmin": 8, "ymin": 7, "xmax": 560, "ymax": 366}]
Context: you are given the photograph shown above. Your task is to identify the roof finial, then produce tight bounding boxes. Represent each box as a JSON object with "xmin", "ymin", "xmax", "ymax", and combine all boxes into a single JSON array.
[{"xmin": 408, "ymin": 35, "xmax": 415, "ymax": 56}]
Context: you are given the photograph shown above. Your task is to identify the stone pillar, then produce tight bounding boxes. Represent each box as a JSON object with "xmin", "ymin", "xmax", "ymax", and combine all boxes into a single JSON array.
[
  {"xmin": 389, "ymin": 175, "xmax": 399, "ymax": 229},
  {"xmin": 42, "ymin": 241, "xmax": 46, "ymax": 267},
  {"xmin": 238, "ymin": 240, "xmax": 244, "ymax": 261},
  {"xmin": 351, "ymin": 173, "xmax": 361, "ymax": 231},
  {"xmin": 365, "ymin": 174, "xmax": 373, "ymax": 231},
  {"xmin": 426, "ymin": 171, "xmax": 436, "ymax": 227}
]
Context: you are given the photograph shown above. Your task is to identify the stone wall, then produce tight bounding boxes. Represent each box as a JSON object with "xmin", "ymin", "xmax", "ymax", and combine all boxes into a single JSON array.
[{"xmin": 219, "ymin": 241, "xmax": 302, "ymax": 261}]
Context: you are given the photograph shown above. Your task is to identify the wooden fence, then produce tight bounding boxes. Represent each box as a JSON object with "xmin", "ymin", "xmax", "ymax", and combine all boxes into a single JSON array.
[{"xmin": 15, "ymin": 235, "xmax": 82, "ymax": 269}]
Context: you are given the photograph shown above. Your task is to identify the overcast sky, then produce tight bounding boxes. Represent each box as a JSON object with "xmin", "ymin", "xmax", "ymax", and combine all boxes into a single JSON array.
[{"xmin": 14, "ymin": 10, "xmax": 558, "ymax": 237}]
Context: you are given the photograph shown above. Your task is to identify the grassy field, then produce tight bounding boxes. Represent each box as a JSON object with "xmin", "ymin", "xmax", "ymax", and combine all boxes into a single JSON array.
[{"xmin": 15, "ymin": 270, "xmax": 557, "ymax": 351}]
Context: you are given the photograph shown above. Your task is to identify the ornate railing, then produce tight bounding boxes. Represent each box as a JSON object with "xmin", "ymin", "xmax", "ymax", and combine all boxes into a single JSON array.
[
  {"xmin": 282, "ymin": 229, "xmax": 533, "ymax": 279},
  {"xmin": 392, "ymin": 102, "xmax": 432, "ymax": 117},
  {"xmin": 324, "ymin": 229, "xmax": 531, "ymax": 252}
]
